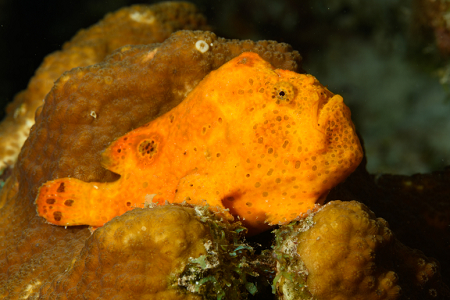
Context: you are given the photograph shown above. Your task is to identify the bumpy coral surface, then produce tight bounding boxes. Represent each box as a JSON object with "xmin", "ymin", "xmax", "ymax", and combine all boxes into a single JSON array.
[
  {"xmin": 35, "ymin": 52, "xmax": 362, "ymax": 235},
  {"xmin": 0, "ymin": 1, "xmax": 209, "ymax": 174},
  {"xmin": 0, "ymin": 8, "xmax": 303, "ymax": 297},
  {"xmin": 37, "ymin": 203, "xmax": 263, "ymax": 300},
  {"xmin": 273, "ymin": 200, "xmax": 450, "ymax": 300},
  {"xmin": 37, "ymin": 205, "xmax": 210, "ymax": 300},
  {"xmin": 19, "ymin": 30, "xmax": 303, "ymax": 206},
  {"xmin": 328, "ymin": 158, "xmax": 450, "ymax": 284}
]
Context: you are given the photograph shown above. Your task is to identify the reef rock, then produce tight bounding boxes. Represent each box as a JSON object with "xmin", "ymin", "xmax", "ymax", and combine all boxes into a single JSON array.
[
  {"xmin": 273, "ymin": 200, "xmax": 450, "ymax": 300},
  {"xmin": 38, "ymin": 204, "xmax": 259, "ymax": 300}
]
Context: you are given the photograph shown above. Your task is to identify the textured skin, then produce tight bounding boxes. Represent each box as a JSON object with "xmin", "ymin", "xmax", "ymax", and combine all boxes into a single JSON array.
[
  {"xmin": 38, "ymin": 205, "xmax": 208, "ymax": 300},
  {"xmin": 35, "ymin": 52, "xmax": 362, "ymax": 234},
  {"xmin": 19, "ymin": 30, "xmax": 303, "ymax": 206},
  {"xmin": 274, "ymin": 200, "xmax": 450, "ymax": 300},
  {"xmin": 0, "ymin": 2, "xmax": 209, "ymax": 173}
]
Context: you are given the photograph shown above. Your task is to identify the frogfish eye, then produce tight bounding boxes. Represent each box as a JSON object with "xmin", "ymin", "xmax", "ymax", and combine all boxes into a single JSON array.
[{"xmin": 271, "ymin": 81, "xmax": 295, "ymax": 103}]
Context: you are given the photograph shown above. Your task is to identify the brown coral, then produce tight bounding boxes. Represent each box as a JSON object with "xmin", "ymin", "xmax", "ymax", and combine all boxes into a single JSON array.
[
  {"xmin": 328, "ymin": 157, "xmax": 450, "ymax": 285},
  {"xmin": 19, "ymin": 30, "xmax": 302, "ymax": 204},
  {"xmin": 273, "ymin": 200, "xmax": 450, "ymax": 300},
  {"xmin": 0, "ymin": 7, "xmax": 303, "ymax": 297},
  {"xmin": 37, "ymin": 203, "xmax": 262, "ymax": 299},
  {"xmin": 0, "ymin": 1, "xmax": 209, "ymax": 174},
  {"xmin": 37, "ymin": 205, "xmax": 209, "ymax": 300}
]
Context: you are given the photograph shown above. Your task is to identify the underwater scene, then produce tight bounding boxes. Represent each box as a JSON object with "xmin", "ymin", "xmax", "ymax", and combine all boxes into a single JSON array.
[{"xmin": 0, "ymin": 0, "xmax": 449, "ymax": 299}]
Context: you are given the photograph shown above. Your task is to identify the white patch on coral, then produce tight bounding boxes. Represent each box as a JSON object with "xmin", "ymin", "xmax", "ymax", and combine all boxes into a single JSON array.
[
  {"xmin": 193, "ymin": 201, "xmax": 209, "ymax": 217},
  {"xmin": 141, "ymin": 48, "xmax": 158, "ymax": 63},
  {"xmin": 195, "ymin": 40, "xmax": 209, "ymax": 53},
  {"xmin": 204, "ymin": 239, "xmax": 213, "ymax": 251},
  {"xmin": 0, "ymin": 116, "xmax": 35, "ymax": 171},
  {"xmin": 90, "ymin": 111, "xmax": 97, "ymax": 118},
  {"xmin": 122, "ymin": 232, "xmax": 136, "ymax": 246},
  {"xmin": 175, "ymin": 81, "xmax": 197, "ymax": 99},
  {"xmin": 130, "ymin": 11, "xmax": 155, "ymax": 24},
  {"xmin": 13, "ymin": 103, "xmax": 27, "ymax": 119},
  {"xmin": 21, "ymin": 280, "xmax": 41, "ymax": 299},
  {"xmin": 25, "ymin": 118, "xmax": 34, "ymax": 128}
]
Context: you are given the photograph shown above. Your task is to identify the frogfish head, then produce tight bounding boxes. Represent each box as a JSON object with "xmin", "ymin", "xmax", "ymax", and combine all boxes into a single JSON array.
[{"xmin": 222, "ymin": 52, "xmax": 364, "ymax": 226}]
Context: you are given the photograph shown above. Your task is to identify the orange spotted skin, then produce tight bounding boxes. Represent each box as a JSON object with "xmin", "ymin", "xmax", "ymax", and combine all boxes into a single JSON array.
[{"xmin": 36, "ymin": 52, "xmax": 363, "ymax": 234}]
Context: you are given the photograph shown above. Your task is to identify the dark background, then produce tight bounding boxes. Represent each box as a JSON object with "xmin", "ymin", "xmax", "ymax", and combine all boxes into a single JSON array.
[
  {"xmin": 1, "ymin": 0, "xmax": 449, "ymax": 174},
  {"xmin": 0, "ymin": 0, "xmax": 357, "ymax": 118}
]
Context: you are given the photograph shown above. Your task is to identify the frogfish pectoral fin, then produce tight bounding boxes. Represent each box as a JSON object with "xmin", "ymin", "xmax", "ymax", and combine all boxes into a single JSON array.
[
  {"xmin": 264, "ymin": 194, "xmax": 324, "ymax": 226},
  {"xmin": 173, "ymin": 173, "xmax": 234, "ymax": 221},
  {"xmin": 35, "ymin": 177, "xmax": 111, "ymax": 227}
]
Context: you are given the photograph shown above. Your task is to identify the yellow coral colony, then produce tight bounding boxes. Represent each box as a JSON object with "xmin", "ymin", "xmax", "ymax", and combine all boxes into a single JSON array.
[
  {"xmin": 274, "ymin": 201, "xmax": 448, "ymax": 300},
  {"xmin": 35, "ymin": 52, "xmax": 363, "ymax": 235}
]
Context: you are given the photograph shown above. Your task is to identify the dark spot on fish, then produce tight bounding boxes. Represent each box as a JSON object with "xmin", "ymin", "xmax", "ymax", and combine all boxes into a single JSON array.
[
  {"xmin": 57, "ymin": 183, "xmax": 65, "ymax": 193},
  {"xmin": 64, "ymin": 199, "xmax": 74, "ymax": 207},
  {"xmin": 221, "ymin": 191, "xmax": 243, "ymax": 219},
  {"xmin": 53, "ymin": 211, "xmax": 62, "ymax": 222},
  {"xmin": 139, "ymin": 139, "xmax": 157, "ymax": 157}
]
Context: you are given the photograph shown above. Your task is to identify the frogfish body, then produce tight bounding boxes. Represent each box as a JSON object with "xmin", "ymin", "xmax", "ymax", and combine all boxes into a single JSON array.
[{"xmin": 35, "ymin": 52, "xmax": 363, "ymax": 234}]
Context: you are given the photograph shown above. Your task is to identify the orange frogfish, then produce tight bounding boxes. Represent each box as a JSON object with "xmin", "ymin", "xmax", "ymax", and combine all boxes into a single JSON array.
[{"xmin": 35, "ymin": 52, "xmax": 363, "ymax": 234}]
